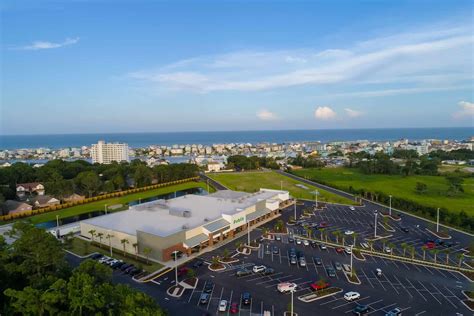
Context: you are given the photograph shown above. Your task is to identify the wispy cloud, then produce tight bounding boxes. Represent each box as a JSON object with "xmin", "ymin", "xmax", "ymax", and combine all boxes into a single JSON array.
[
  {"xmin": 345, "ymin": 108, "xmax": 363, "ymax": 118},
  {"xmin": 314, "ymin": 106, "xmax": 337, "ymax": 120},
  {"xmin": 257, "ymin": 109, "xmax": 278, "ymax": 121},
  {"xmin": 129, "ymin": 23, "xmax": 473, "ymax": 95},
  {"xmin": 16, "ymin": 37, "xmax": 80, "ymax": 50},
  {"xmin": 453, "ymin": 101, "xmax": 474, "ymax": 119}
]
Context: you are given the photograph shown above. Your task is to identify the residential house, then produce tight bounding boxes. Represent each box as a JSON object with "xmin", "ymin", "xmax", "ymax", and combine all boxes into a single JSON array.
[
  {"xmin": 28, "ymin": 195, "xmax": 60, "ymax": 208},
  {"xmin": 2, "ymin": 200, "xmax": 32, "ymax": 215},
  {"xmin": 63, "ymin": 193, "xmax": 86, "ymax": 203},
  {"xmin": 16, "ymin": 182, "xmax": 45, "ymax": 199}
]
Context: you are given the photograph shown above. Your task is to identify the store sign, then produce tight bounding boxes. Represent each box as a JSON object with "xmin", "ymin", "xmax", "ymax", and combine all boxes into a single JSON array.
[{"xmin": 233, "ymin": 216, "xmax": 245, "ymax": 225}]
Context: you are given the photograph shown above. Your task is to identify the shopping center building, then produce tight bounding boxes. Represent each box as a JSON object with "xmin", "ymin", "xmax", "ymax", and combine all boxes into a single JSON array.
[{"xmin": 80, "ymin": 188, "xmax": 290, "ymax": 262}]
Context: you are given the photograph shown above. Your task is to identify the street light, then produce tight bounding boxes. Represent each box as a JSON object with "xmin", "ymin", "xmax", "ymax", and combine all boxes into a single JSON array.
[
  {"xmin": 294, "ymin": 200, "xmax": 297, "ymax": 221},
  {"xmin": 290, "ymin": 288, "xmax": 295, "ymax": 316},
  {"xmin": 436, "ymin": 208, "xmax": 440, "ymax": 233},
  {"xmin": 107, "ymin": 230, "xmax": 114, "ymax": 257},
  {"xmin": 280, "ymin": 180, "xmax": 283, "ymax": 191},
  {"xmin": 247, "ymin": 221, "xmax": 251, "ymax": 246},
  {"xmin": 312, "ymin": 190, "xmax": 319, "ymax": 209},
  {"xmin": 389, "ymin": 195, "xmax": 392, "ymax": 216},
  {"xmin": 350, "ymin": 244, "xmax": 354, "ymax": 276},
  {"xmin": 104, "ymin": 204, "xmax": 108, "ymax": 215},
  {"xmin": 172, "ymin": 250, "xmax": 179, "ymax": 284},
  {"xmin": 374, "ymin": 210, "xmax": 378, "ymax": 238}
]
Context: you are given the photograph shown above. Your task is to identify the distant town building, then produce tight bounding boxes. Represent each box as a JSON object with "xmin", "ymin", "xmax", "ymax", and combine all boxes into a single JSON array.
[
  {"xmin": 91, "ymin": 140, "xmax": 129, "ymax": 164},
  {"xmin": 207, "ymin": 161, "xmax": 221, "ymax": 172}
]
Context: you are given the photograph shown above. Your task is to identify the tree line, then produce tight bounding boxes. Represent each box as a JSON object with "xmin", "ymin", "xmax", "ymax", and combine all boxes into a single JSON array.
[
  {"xmin": 226, "ymin": 155, "xmax": 280, "ymax": 171},
  {"xmin": 0, "ymin": 222, "xmax": 166, "ymax": 315},
  {"xmin": 0, "ymin": 159, "xmax": 200, "ymax": 201}
]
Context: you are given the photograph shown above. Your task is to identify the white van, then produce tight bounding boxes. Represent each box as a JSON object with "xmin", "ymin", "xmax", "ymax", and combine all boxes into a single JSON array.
[{"xmin": 277, "ymin": 282, "xmax": 297, "ymax": 293}]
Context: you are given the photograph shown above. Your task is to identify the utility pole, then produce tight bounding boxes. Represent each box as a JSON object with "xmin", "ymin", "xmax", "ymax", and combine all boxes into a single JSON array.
[
  {"xmin": 247, "ymin": 221, "xmax": 251, "ymax": 246},
  {"xmin": 104, "ymin": 204, "xmax": 108, "ymax": 214},
  {"xmin": 436, "ymin": 208, "xmax": 440, "ymax": 232},
  {"xmin": 294, "ymin": 200, "xmax": 297, "ymax": 220},
  {"xmin": 374, "ymin": 210, "xmax": 378, "ymax": 238},
  {"xmin": 389, "ymin": 195, "xmax": 392, "ymax": 216}
]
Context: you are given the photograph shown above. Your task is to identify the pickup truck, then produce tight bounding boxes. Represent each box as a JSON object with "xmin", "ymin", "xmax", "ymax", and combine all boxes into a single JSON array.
[{"xmin": 277, "ymin": 282, "xmax": 297, "ymax": 293}]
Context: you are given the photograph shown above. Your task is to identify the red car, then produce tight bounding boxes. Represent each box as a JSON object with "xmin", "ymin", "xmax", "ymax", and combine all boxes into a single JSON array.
[
  {"xmin": 230, "ymin": 302, "xmax": 239, "ymax": 314},
  {"xmin": 319, "ymin": 221, "xmax": 328, "ymax": 228},
  {"xmin": 425, "ymin": 242, "xmax": 435, "ymax": 249},
  {"xmin": 336, "ymin": 247, "xmax": 344, "ymax": 254},
  {"xmin": 310, "ymin": 281, "xmax": 329, "ymax": 291},
  {"xmin": 177, "ymin": 267, "xmax": 189, "ymax": 277}
]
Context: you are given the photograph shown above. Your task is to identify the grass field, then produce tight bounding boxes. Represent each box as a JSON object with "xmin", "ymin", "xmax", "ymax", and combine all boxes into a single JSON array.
[
  {"xmin": 208, "ymin": 171, "xmax": 357, "ymax": 205},
  {"xmin": 292, "ymin": 167, "xmax": 474, "ymax": 216},
  {"xmin": 20, "ymin": 181, "xmax": 212, "ymax": 225},
  {"xmin": 68, "ymin": 238, "xmax": 163, "ymax": 273}
]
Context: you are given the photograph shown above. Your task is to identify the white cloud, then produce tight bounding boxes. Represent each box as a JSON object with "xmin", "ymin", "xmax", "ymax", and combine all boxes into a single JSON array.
[
  {"xmin": 257, "ymin": 109, "xmax": 278, "ymax": 121},
  {"xmin": 314, "ymin": 106, "xmax": 337, "ymax": 120},
  {"xmin": 345, "ymin": 108, "xmax": 363, "ymax": 118},
  {"xmin": 17, "ymin": 37, "xmax": 80, "ymax": 50},
  {"xmin": 129, "ymin": 23, "xmax": 473, "ymax": 95},
  {"xmin": 453, "ymin": 101, "xmax": 474, "ymax": 119}
]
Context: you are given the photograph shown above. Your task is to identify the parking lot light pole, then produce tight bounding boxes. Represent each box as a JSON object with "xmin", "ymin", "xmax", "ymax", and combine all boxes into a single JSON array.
[
  {"xmin": 294, "ymin": 201, "xmax": 297, "ymax": 220},
  {"xmin": 291, "ymin": 288, "xmax": 294, "ymax": 316},
  {"xmin": 172, "ymin": 251, "xmax": 179, "ymax": 284},
  {"xmin": 350, "ymin": 244, "xmax": 354, "ymax": 275},
  {"xmin": 104, "ymin": 204, "xmax": 108, "ymax": 214},
  {"xmin": 247, "ymin": 222, "xmax": 250, "ymax": 246},
  {"xmin": 374, "ymin": 210, "xmax": 378, "ymax": 238},
  {"xmin": 436, "ymin": 208, "xmax": 440, "ymax": 232},
  {"xmin": 389, "ymin": 195, "xmax": 392, "ymax": 216}
]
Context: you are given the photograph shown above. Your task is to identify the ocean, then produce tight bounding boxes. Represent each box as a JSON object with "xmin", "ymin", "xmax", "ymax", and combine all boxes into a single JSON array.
[{"xmin": 0, "ymin": 127, "xmax": 472, "ymax": 150}]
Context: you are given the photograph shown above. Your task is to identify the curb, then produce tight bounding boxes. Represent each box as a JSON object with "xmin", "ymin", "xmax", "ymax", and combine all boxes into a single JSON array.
[
  {"xmin": 297, "ymin": 288, "xmax": 343, "ymax": 302},
  {"xmin": 343, "ymin": 271, "xmax": 361, "ymax": 285}
]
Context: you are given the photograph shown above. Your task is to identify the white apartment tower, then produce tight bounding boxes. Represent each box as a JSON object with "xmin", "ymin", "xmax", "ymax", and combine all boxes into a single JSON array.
[{"xmin": 91, "ymin": 140, "xmax": 129, "ymax": 164}]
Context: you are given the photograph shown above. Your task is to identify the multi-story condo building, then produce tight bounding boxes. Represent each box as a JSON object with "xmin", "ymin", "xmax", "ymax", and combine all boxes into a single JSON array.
[{"xmin": 91, "ymin": 140, "xmax": 129, "ymax": 164}]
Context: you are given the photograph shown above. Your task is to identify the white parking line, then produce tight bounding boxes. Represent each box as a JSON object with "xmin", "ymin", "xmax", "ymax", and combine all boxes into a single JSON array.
[
  {"xmin": 405, "ymin": 277, "xmax": 427, "ymax": 302},
  {"xmin": 417, "ymin": 280, "xmax": 441, "ymax": 304}
]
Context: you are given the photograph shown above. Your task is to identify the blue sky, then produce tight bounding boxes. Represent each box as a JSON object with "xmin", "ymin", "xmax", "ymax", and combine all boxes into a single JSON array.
[{"xmin": 1, "ymin": 0, "xmax": 473, "ymax": 135}]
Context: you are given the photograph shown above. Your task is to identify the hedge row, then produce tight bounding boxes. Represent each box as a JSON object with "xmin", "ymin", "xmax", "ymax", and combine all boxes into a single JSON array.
[{"xmin": 0, "ymin": 177, "xmax": 199, "ymax": 222}]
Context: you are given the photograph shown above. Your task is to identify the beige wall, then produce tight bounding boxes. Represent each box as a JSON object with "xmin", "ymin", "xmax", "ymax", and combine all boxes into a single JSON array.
[
  {"xmin": 80, "ymin": 222, "xmax": 137, "ymax": 255},
  {"xmin": 136, "ymin": 230, "xmax": 186, "ymax": 261}
]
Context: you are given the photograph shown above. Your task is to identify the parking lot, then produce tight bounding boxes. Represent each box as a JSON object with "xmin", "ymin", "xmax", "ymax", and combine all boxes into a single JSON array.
[{"xmin": 145, "ymin": 200, "xmax": 473, "ymax": 316}]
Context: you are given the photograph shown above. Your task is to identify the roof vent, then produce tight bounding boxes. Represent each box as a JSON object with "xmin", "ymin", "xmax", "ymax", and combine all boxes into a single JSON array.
[
  {"xmin": 182, "ymin": 224, "xmax": 189, "ymax": 230},
  {"xmin": 204, "ymin": 217, "xmax": 210, "ymax": 222}
]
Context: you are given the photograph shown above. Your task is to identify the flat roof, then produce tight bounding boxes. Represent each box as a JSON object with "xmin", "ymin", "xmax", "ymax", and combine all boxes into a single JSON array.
[{"xmin": 81, "ymin": 189, "xmax": 284, "ymax": 238}]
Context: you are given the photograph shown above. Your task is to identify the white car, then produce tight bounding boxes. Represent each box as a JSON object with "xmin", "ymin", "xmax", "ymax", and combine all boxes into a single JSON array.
[
  {"xmin": 98, "ymin": 256, "xmax": 111, "ymax": 264},
  {"xmin": 303, "ymin": 240, "xmax": 309, "ymax": 246},
  {"xmin": 345, "ymin": 247, "xmax": 352, "ymax": 254},
  {"xmin": 277, "ymin": 282, "xmax": 297, "ymax": 293},
  {"xmin": 276, "ymin": 235, "xmax": 281, "ymax": 241},
  {"xmin": 108, "ymin": 259, "xmax": 119, "ymax": 266},
  {"xmin": 349, "ymin": 206, "xmax": 355, "ymax": 211},
  {"xmin": 384, "ymin": 247, "xmax": 392, "ymax": 253},
  {"xmin": 344, "ymin": 291, "xmax": 360, "ymax": 301},
  {"xmin": 376, "ymin": 268, "xmax": 382, "ymax": 277},
  {"xmin": 218, "ymin": 299, "xmax": 228, "ymax": 312},
  {"xmin": 299, "ymin": 257, "xmax": 306, "ymax": 267},
  {"xmin": 296, "ymin": 239, "xmax": 302, "ymax": 245},
  {"xmin": 320, "ymin": 244, "xmax": 327, "ymax": 250},
  {"xmin": 344, "ymin": 230, "xmax": 354, "ymax": 235},
  {"xmin": 253, "ymin": 265, "xmax": 266, "ymax": 273}
]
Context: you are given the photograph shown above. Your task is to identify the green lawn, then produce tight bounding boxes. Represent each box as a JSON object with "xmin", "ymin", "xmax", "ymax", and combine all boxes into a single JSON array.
[
  {"xmin": 209, "ymin": 171, "xmax": 357, "ymax": 205},
  {"xmin": 292, "ymin": 168, "xmax": 474, "ymax": 216},
  {"xmin": 19, "ymin": 181, "xmax": 212, "ymax": 225},
  {"xmin": 68, "ymin": 238, "xmax": 163, "ymax": 273}
]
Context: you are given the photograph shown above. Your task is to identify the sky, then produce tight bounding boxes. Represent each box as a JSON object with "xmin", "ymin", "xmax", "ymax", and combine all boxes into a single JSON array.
[{"xmin": 1, "ymin": 0, "xmax": 473, "ymax": 135}]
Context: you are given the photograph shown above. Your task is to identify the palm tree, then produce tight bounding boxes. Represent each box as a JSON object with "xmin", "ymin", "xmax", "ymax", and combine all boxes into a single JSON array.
[
  {"xmin": 120, "ymin": 238, "xmax": 129, "ymax": 256},
  {"xmin": 132, "ymin": 242, "xmax": 138, "ymax": 260},
  {"xmin": 388, "ymin": 243, "xmax": 395, "ymax": 256},
  {"xmin": 331, "ymin": 231, "xmax": 339, "ymax": 244},
  {"xmin": 288, "ymin": 216, "xmax": 295, "ymax": 223},
  {"xmin": 211, "ymin": 256, "xmax": 220, "ymax": 266},
  {"xmin": 443, "ymin": 249, "xmax": 450, "ymax": 265},
  {"xmin": 431, "ymin": 249, "xmax": 440, "ymax": 263},
  {"xmin": 319, "ymin": 228, "xmax": 325, "ymax": 241},
  {"xmin": 223, "ymin": 248, "xmax": 230, "ymax": 259},
  {"xmin": 352, "ymin": 233, "xmax": 358, "ymax": 246},
  {"xmin": 143, "ymin": 247, "xmax": 152, "ymax": 264},
  {"xmin": 106, "ymin": 233, "xmax": 114, "ymax": 256},
  {"xmin": 262, "ymin": 227, "xmax": 270, "ymax": 238},
  {"xmin": 88, "ymin": 229, "xmax": 96, "ymax": 243},
  {"xmin": 409, "ymin": 245, "xmax": 415, "ymax": 259},
  {"xmin": 401, "ymin": 242, "xmax": 408, "ymax": 257},
  {"xmin": 457, "ymin": 253, "xmax": 465, "ymax": 267},
  {"xmin": 421, "ymin": 245, "xmax": 428, "ymax": 260},
  {"xmin": 96, "ymin": 232, "xmax": 104, "ymax": 249}
]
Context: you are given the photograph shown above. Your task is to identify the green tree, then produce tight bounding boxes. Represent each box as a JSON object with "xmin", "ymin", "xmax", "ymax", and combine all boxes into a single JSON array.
[
  {"xmin": 75, "ymin": 171, "xmax": 101, "ymax": 197},
  {"xmin": 132, "ymin": 243, "xmax": 138, "ymax": 260},
  {"xmin": 143, "ymin": 247, "xmax": 152, "ymax": 264},
  {"xmin": 120, "ymin": 238, "xmax": 129, "ymax": 257},
  {"xmin": 223, "ymin": 248, "xmax": 230, "ymax": 259},
  {"xmin": 97, "ymin": 232, "xmax": 104, "ymax": 249},
  {"xmin": 133, "ymin": 165, "xmax": 153, "ymax": 188},
  {"xmin": 74, "ymin": 259, "xmax": 112, "ymax": 284},
  {"xmin": 401, "ymin": 242, "xmax": 408, "ymax": 256},
  {"xmin": 88, "ymin": 229, "xmax": 96, "ymax": 243},
  {"xmin": 414, "ymin": 182, "xmax": 428, "ymax": 195},
  {"xmin": 421, "ymin": 245, "xmax": 428, "ymax": 260},
  {"xmin": 68, "ymin": 272, "xmax": 106, "ymax": 315}
]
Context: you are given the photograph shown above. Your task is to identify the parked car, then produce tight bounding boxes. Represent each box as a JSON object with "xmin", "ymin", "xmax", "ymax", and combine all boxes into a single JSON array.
[
  {"xmin": 129, "ymin": 268, "xmax": 142, "ymax": 276},
  {"xmin": 99, "ymin": 257, "xmax": 113, "ymax": 264},
  {"xmin": 90, "ymin": 253, "xmax": 103, "ymax": 260},
  {"xmin": 253, "ymin": 265, "xmax": 266, "ymax": 273},
  {"xmin": 310, "ymin": 281, "xmax": 329, "ymax": 291},
  {"xmin": 303, "ymin": 240, "xmax": 309, "ymax": 246},
  {"xmin": 204, "ymin": 281, "xmax": 214, "ymax": 293},
  {"xmin": 290, "ymin": 256, "xmax": 297, "ymax": 265},
  {"xmin": 119, "ymin": 263, "xmax": 132, "ymax": 271},
  {"xmin": 334, "ymin": 262, "xmax": 342, "ymax": 271},
  {"xmin": 199, "ymin": 293, "xmax": 210, "ymax": 304},
  {"xmin": 125, "ymin": 265, "xmax": 136, "ymax": 274},
  {"xmin": 296, "ymin": 239, "xmax": 302, "ymax": 245},
  {"xmin": 299, "ymin": 257, "xmax": 306, "ymax": 267},
  {"xmin": 385, "ymin": 307, "xmax": 402, "ymax": 316},
  {"xmin": 319, "ymin": 221, "xmax": 328, "ymax": 228},
  {"xmin": 272, "ymin": 246, "xmax": 279, "ymax": 254},
  {"xmin": 277, "ymin": 282, "xmax": 297, "ymax": 293},
  {"xmin": 425, "ymin": 242, "xmax": 435, "ymax": 249},
  {"xmin": 376, "ymin": 268, "xmax": 382, "ymax": 277},
  {"xmin": 345, "ymin": 230, "xmax": 354, "ymax": 235},
  {"xmin": 313, "ymin": 257, "xmax": 322, "ymax": 265},
  {"xmin": 242, "ymin": 292, "xmax": 251, "ymax": 305},
  {"xmin": 336, "ymin": 247, "xmax": 344, "ymax": 254},
  {"xmin": 218, "ymin": 300, "xmax": 228, "ymax": 312},
  {"xmin": 107, "ymin": 259, "xmax": 119, "ymax": 266},
  {"xmin": 384, "ymin": 247, "xmax": 391, "ymax": 253},
  {"xmin": 262, "ymin": 267, "xmax": 275, "ymax": 275},
  {"xmin": 275, "ymin": 235, "xmax": 281, "ymax": 241},
  {"xmin": 111, "ymin": 261, "xmax": 125, "ymax": 269},
  {"xmin": 192, "ymin": 260, "xmax": 204, "ymax": 268},
  {"xmin": 326, "ymin": 267, "xmax": 336, "ymax": 277},
  {"xmin": 230, "ymin": 302, "xmax": 239, "ymax": 314},
  {"xmin": 400, "ymin": 227, "xmax": 409, "ymax": 233},
  {"xmin": 235, "ymin": 269, "xmax": 252, "ymax": 277},
  {"xmin": 288, "ymin": 237, "xmax": 294, "ymax": 243},
  {"xmin": 435, "ymin": 239, "xmax": 444, "ymax": 246},
  {"xmin": 177, "ymin": 267, "xmax": 189, "ymax": 277},
  {"xmin": 342, "ymin": 264, "xmax": 351, "ymax": 273},
  {"xmin": 320, "ymin": 243, "xmax": 327, "ymax": 250},
  {"xmin": 344, "ymin": 291, "xmax": 360, "ymax": 301},
  {"xmin": 311, "ymin": 241, "xmax": 318, "ymax": 248},
  {"xmin": 345, "ymin": 247, "xmax": 352, "ymax": 255},
  {"xmin": 353, "ymin": 304, "xmax": 370, "ymax": 315}
]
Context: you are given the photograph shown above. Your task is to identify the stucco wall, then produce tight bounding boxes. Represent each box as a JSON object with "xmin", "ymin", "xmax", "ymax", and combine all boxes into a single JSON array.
[{"xmin": 79, "ymin": 222, "xmax": 137, "ymax": 255}]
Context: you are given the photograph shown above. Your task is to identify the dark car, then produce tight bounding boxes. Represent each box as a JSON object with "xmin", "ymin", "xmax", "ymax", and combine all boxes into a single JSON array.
[
  {"xmin": 290, "ymin": 256, "xmax": 297, "ymax": 265},
  {"xmin": 288, "ymin": 237, "xmax": 294, "ymax": 243},
  {"xmin": 193, "ymin": 260, "xmax": 204, "ymax": 268},
  {"xmin": 120, "ymin": 263, "xmax": 133, "ymax": 271},
  {"xmin": 204, "ymin": 282, "xmax": 214, "ymax": 293},
  {"xmin": 242, "ymin": 292, "xmax": 251, "ymax": 305},
  {"xmin": 199, "ymin": 293, "xmax": 210, "ymax": 304},
  {"xmin": 90, "ymin": 253, "xmax": 103, "ymax": 260},
  {"xmin": 400, "ymin": 227, "xmax": 409, "ymax": 233},
  {"xmin": 130, "ymin": 268, "xmax": 142, "ymax": 276},
  {"xmin": 385, "ymin": 307, "xmax": 402, "ymax": 316},
  {"xmin": 326, "ymin": 267, "xmax": 336, "ymax": 277},
  {"xmin": 235, "ymin": 269, "xmax": 252, "ymax": 277},
  {"xmin": 353, "ymin": 305, "xmax": 370, "ymax": 315},
  {"xmin": 112, "ymin": 261, "xmax": 125, "ymax": 269},
  {"xmin": 435, "ymin": 239, "xmax": 444, "ymax": 246},
  {"xmin": 272, "ymin": 246, "xmax": 279, "ymax": 254},
  {"xmin": 311, "ymin": 241, "xmax": 317, "ymax": 248},
  {"xmin": 313, "ymin": 257, "xmax": 322, "ymax": 265},
  {"xmin": 262, "ymin": 267, "xmax": 275, "ymax": 275},
  {"xmin": 125, "ymin": 265, "xmax": 136, "ymax": 274}
]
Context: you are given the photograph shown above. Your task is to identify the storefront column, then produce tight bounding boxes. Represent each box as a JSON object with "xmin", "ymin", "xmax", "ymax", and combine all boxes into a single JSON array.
[{"xmin": 208, "ymin": 233, "xmax": 214, "ymax": 246}]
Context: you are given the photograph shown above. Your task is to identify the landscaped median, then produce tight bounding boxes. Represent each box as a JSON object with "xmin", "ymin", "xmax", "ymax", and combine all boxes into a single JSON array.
[
  {"xmin": 461, "ymin": 290, "xmax": 474, "ymax": 311},
  {"xmin": 298, "ymin": 287, "xmax": 343, "ymax": 303}
]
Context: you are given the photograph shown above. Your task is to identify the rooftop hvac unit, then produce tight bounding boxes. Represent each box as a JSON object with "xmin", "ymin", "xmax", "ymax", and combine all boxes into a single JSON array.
[
  {"xmin": 204, "ymin": 217, "xmax": 210, "ymax": 222},
  {"xmin": 182, "ymin": 224, "xmax": 189, "ymax": 230},
  {"xmin": 169, "ymin": 207, "xmax": 192, "ymax": 218}
]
